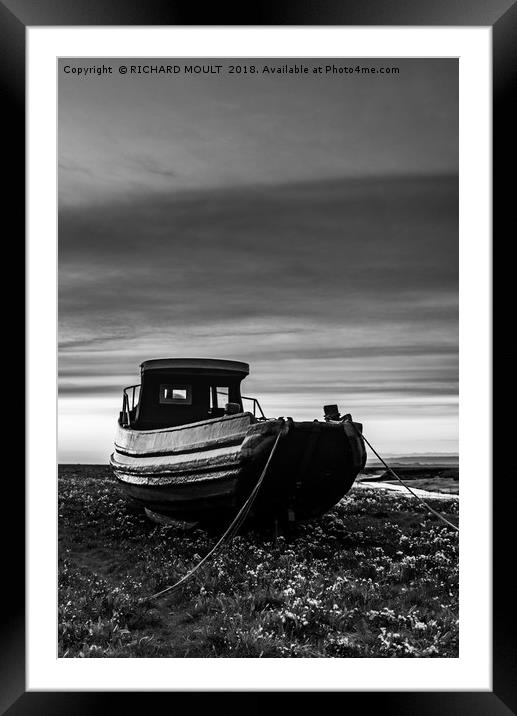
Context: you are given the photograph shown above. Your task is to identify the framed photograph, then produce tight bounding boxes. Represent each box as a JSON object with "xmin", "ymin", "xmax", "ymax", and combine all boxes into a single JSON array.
[{"xmin": 7, "ymin": 0, "xmax": 511, "ymax": 712}]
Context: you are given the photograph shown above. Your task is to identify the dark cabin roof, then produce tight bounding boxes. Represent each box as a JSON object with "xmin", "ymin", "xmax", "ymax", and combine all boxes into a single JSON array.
[{"xmin": 140, "ymin": 358, "xmax": 249, "ymax": 376}]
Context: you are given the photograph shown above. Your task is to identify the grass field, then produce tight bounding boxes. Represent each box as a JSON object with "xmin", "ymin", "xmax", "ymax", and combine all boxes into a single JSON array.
[{"xmin": 58, "ymin": 465, "xmax": 459, "ymax": 658}]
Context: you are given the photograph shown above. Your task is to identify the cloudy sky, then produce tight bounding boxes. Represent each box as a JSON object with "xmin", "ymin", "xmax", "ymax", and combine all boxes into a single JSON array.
[{"xmin": 58, "ymin": 58, "xmax": 458, "ymax": 463}]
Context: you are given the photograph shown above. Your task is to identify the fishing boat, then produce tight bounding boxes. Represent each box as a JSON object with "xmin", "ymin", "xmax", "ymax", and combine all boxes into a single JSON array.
[{"xmin": 110, "ymin": 358, "xmax": 366, "ymax": 524}]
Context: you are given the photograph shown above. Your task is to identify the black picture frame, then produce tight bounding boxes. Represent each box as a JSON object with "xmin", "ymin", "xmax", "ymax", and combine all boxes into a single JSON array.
[{"xmin": 8, "ymin": 0, "xmax": 511, "ymax": 713}]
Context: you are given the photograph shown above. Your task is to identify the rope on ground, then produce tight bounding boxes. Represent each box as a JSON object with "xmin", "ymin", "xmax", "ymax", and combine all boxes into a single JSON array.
[
  {"xmin": 148, "ymin": 426, "xmax": 287, "ymax": 600},
  {"xmin": 347, "ymin": 421, "xmax": 459, "ymax": 533}
]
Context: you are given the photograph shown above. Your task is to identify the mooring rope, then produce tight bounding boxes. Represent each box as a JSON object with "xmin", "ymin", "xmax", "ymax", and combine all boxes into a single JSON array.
[
  {"xmin": 347, "ymin": 421, "xmax": 459, "ymax": 533},
  {"xmin": 148, "ymin": 426, "xmax": 287, "ymax": 600}
]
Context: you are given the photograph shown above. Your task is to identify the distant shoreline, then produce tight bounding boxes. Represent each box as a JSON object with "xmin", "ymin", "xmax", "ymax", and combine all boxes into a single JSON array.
[{"xmin": 60, "ymin": 454, "xmax": 460, "ymax": 469}]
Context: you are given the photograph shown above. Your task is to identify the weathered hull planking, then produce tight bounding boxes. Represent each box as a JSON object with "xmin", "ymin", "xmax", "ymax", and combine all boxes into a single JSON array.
[{"xmin": 110, "ymin": 411, "xmax": 366, "ymax": 523}]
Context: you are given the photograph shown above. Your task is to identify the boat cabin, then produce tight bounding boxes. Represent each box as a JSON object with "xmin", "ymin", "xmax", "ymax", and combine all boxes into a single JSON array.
[{"xmin": 120, "ymin": 358, "xmax": 251, "ymax": 429}]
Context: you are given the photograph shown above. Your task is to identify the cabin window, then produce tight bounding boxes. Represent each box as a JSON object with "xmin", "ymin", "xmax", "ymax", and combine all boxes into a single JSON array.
[
  {"xmin": 217, "ymin": 386, "xmax": 229, "ymax": 407},
  {"xmin": 159, "ymin": 384, "xmax": 192, "ymax": 405},
  {"xmin": 210, "ymin": 386, "xmax": 229, "ymax": 408}
]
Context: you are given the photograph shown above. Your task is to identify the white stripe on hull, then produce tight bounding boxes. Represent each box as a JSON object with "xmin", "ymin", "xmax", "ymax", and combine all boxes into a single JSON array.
[{"xmin": 112, "ymin": 443, "xmax": 241, "ymax": 471}]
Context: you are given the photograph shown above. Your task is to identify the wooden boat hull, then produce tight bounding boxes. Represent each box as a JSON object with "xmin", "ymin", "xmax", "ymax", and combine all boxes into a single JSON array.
[{"xmin": 110, "ymin": 412, "xmax": 366, "ymax": 523}]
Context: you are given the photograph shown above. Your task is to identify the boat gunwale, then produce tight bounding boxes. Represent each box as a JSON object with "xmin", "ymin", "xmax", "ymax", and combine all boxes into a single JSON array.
[{"xmin": 117, "ymin": 410, "xmax": 257, "ymax": 436}]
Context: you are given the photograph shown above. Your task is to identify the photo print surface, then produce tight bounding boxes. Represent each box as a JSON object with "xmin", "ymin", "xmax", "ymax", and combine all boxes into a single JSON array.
[{"xmin": 58, "ymin": 58, "xmax": 459, "ymax": 659}]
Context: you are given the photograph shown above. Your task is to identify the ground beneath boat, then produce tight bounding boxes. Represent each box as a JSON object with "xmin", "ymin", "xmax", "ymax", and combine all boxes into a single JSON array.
[{"xmin": 59, "ymin": 464, "xmax": 459, "ymax": 658}]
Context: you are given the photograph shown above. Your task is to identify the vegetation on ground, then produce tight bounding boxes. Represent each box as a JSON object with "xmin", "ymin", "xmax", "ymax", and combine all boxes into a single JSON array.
[{"xmin": 59, "ymin": 465, "xmax": 459, "ymax": 658}]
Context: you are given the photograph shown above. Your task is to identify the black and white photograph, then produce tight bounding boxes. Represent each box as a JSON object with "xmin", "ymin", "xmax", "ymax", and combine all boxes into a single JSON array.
[{"xmin": 58, "ymin": 57, "xmax": 459, "ymax": 659}]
